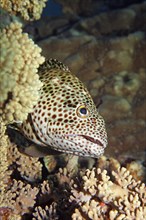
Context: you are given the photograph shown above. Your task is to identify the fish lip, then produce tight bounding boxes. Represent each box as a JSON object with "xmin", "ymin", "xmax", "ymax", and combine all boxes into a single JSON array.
[
  {"xmin": 63, "ymin": 134, "xmax": 105, "ymax": 148},
  {"xmin": 79, "ymin": 135, "xmax": 104, "ymax": 147}
]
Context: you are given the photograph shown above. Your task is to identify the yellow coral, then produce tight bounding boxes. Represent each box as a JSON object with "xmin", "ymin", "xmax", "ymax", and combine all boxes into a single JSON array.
[
  {"xmin": 71, "ymin": 167, "xmax": 146, "ymax": 220},
  {"xmin": 0, "ymin": 22, "xmax": 45, "ymax": 123},
  {"xmin": 0, "ymin": 118, "xmax": 12, "ymax": 191},
  {"xmin": 0, "ymin": 179, "xmax": 39, "ymax": 215},
  {"xmin": 8, "ymin": 142, "xmax": 42, "ymax": 182},
  {"xmin": 0, "ymin": 0, "xmax": 47, "ymax": 20},
  {"xmin": 33, "ymin": 202, "xmax": 58, "ymax": 220}
]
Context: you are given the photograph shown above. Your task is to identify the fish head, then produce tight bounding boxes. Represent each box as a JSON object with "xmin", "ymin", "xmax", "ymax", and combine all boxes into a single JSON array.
[
  {"xmin": 42, "ymin": 68, "xmax": 108, "ymax": 158},
  {"xmin": 20, "ymin": 59, "xmax": 108, "ymax": 158}
]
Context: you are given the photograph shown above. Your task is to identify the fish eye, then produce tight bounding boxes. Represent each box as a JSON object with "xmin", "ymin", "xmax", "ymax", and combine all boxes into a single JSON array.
[{"xmin": 76, "ymin": 105, "xmax": 89, "ymax": 118}]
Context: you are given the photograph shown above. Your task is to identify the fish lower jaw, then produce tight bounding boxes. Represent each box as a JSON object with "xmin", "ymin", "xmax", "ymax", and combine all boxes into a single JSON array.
[
  {"xmin": 63, "ymin": 134, "xmax": 107, "ymax": 149},
  {"xmin": 52, "ymin": 136, "xmax": 105, "ymax": 158},
  {"xmin": 49, "ymin": 133, "xmax": 107, "ymax": 158},
  {"xmin": 52, "ymin": 147, "xmax": 104, "ymax": 158}
]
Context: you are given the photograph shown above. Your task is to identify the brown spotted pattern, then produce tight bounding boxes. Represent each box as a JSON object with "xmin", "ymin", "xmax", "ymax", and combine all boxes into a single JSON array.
[{"xmin": 20, "ymin": 59, "xmax": 107, "ymax": 158}]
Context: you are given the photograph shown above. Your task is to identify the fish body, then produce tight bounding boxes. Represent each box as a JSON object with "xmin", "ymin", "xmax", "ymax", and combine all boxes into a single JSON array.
[{"xmin": 19, "ymin": 59, "xmax": 107, "ymax": 158}]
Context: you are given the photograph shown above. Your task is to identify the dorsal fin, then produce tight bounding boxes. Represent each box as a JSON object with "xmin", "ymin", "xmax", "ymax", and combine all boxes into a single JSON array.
[{"xmin": 39, "ymin": 58, "xmax": 70, "ymax": 73}]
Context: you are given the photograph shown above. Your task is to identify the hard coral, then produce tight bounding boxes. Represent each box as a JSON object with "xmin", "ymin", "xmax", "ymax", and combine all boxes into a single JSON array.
[
  {"xmin": 8, "ymin": 143, "xmax": 42, "ymax": 182},
  {"xmin": 0, "ymin": 0, "xmax": 47, "ymax": 20},
  {"xmin": 71, "ymin": 167, "xmax": 146, "ymax": 220},
  {"xmin": 0, "ymin": 180, "xmax": 39, "ymax": 216},
  {"xmin": 0, "ymin": 118, "xmax": 12, "ymax": 191},
  {"xmin": 33, "ymin": 203, "xmax": 58, "ymax": 220},
  {"xmin": 0, "ymin": 142, "xmax": 145, "ymax": 219},
  {"xmin": 0, "ymin": 22, "xmax": 45, "ymax": 123}
]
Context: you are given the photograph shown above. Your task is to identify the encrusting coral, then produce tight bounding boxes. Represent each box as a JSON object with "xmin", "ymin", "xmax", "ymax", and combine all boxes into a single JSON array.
[
  {"xmin": 0, "ymin": 0, "xmax": 47, "ymax": 20},
  {"xmin": 0, "ymin": 22, "xmax": 45, "ymax": 123}
]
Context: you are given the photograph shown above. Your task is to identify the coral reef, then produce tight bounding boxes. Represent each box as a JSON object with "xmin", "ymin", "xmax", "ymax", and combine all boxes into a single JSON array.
[
  {"xmin": 0, "ymin": 0, "xmax": 47, "ymax": 20},
  {"xmin": 71, "ymin": 167, "xmax": 146, "ymax": 220},
  {"xmin": 0, "ymin": 1, "xmax": 146, "ymax": 219},
  {"xmin": 56, "ymin": 0, "xmax": 145, "ymax": 16},
  {"xmin": 1, "ymin": 113, "xmax": 145, "ymax": 219},
  {"xmin": 0, "ymin": 124, "xmax": 145, "ymax": 220},
  {"xmin": 33, "ymin": 1, "xmax": 146, "ymax": 158},
  {"xmin": 0, "ymin": 22, "xmax": 44, "ymax": 123},
  {"xmin": 1, "ymin": 180, "xmax": 39, "ymax": 216},
  {"xmin": 32, "ymin": 203, "xmax": 58, "ymax": 220},
  {"xmin": 0, "ymin": 118, "xmax": 12, "ymax": 191},
  {"xmin": 8, "ymin": 142, "xmax": 42, "ymax": 182},
  {"xmin": 55, "ymin": 0, "xmax": 104, "ymax": 17}
]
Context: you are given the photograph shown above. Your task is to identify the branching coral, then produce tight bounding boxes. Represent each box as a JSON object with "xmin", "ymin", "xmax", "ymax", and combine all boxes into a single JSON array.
[
  {"xmin": 0, "ymin": 22, "xmax": 45, "ymax": 123},
  {"xmin": 0, "ymin": 180, "xmax": 39, "ymax": 216},
  {"xmin": 33, "ymin": 203, "xmax": 58, "ymax": 220},
  {"xmin": 0, "ymin": 0, "xmax": 47, "ymax": 20},
  {"xmin": 0, "ymin": 122, "xmax": 39, "ymax": 219},
  {"xmin": 70, "ymin": 167, "xmax": 146, "ymax": 220},
  {"xmin": 8, "ymin": 142, "xmax": 42, "ymax": 182},
  {"xmin": 0, "ymin": 144, "xmax": 145, "ymax": 219}
]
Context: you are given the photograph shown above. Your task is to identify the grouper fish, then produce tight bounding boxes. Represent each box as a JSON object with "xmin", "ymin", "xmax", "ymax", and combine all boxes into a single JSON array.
[{"xmin": 17, "ymin": 58, "xmax": 108, "ymax": 158}]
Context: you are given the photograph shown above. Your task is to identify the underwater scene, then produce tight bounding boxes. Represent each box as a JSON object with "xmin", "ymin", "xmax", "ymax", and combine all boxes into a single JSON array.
[{"xmin": 0, "ymin": 0, "xmax": 146, "ymax": 219}]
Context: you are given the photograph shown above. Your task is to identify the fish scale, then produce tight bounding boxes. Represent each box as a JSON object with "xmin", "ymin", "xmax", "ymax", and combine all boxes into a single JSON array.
[{"xmin": 19, "ymin": 58, "xmax": 108, "ymax": 158}]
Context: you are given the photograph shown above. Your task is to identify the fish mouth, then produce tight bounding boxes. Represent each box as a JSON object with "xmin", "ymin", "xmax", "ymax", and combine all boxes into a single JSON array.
[
  {"xmin": 79, "ymin": 135, "xmax": 104, "ymax": 147},
  {"xmin": 63, "ymin": 134, "xmax": 105, "ymax": 148}
]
